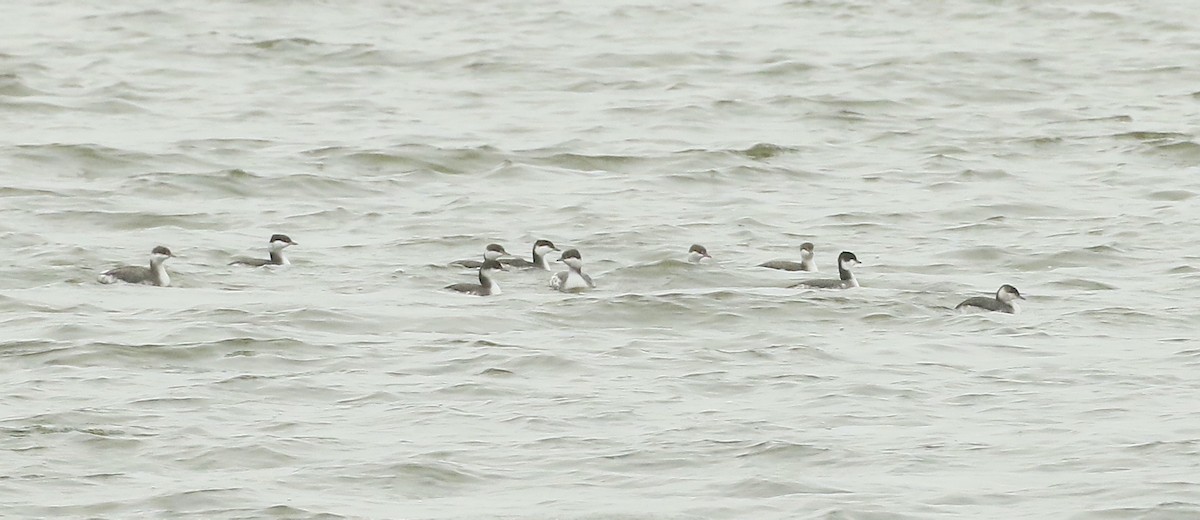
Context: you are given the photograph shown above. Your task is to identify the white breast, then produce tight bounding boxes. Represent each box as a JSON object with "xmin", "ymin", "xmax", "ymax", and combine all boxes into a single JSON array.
[
  {"xmin": 562, "ymin": 271, "xmax": 589, "ymax": 290},
  {"xmin": 154, "ymin": 263, "xmax": 171, "ymax": 287}
]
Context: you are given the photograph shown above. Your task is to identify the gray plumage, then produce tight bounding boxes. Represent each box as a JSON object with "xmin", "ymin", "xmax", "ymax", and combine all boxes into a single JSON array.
[
  {"xmin": 502, "ymin": 239, "xmax": 559, "ymax": 270},
  {"xmin": 791, "ymin": 251, "xmax": 860, "ymax": 289},
  {"xmin": 687, "ymin": 244, "xmax": 711, "ymax": 263},
  {"xmin": 446, "ymin": 259, "xmax": 503, "ymax": 296},
  {"xmin": 230, "ymin": 234, "xmax": 297, "ymax": 267},
  {"xmin": 550, "ymin": 248, "xmax": 595, "ymax": 292},
  {"xmin": 549, "ymin": 270, "xmax": 596, "ymax": 289},
  {"xmin": 759, "ymin": 259, "xmax": 812, "ymax": 271},
  {"xmin": 230, "ymin": 257, "xmax": 273, "ymax": 267},
  {"xmin": 760, "ymin": 242, "xmax": 817, "ymax": 272},
  {"xmin": 793, "ymin": 277, "xmax": 852, "ymax": 289},
  {"xmin": 504, "ymin": 258, "xmax": 535, "ymax": 268},
  {"xmin": 98, "ymin": 246, "xmax": 174, "ymax": 287},
  {"xmin": 99, "ymin": 266, "xmax": 159, "ymax": 285},
  {"xmin": 452, "ymin": 243, "xmax": 509, "ymax": 269},
  {"xmin": 550, "ymin": 271, "xmax": 567, "ymax": 287},
  {"xmin": 956, "ymin": 284, "xmax": 1025, "ymax": 314}
]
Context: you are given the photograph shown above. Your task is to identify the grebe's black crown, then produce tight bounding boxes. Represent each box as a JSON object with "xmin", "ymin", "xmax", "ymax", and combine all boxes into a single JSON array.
[{"xmin": 559, "ymin": 248, "xmax": 582, "ymax": 261}]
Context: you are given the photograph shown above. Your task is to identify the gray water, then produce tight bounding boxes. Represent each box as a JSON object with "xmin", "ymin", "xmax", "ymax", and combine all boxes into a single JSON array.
[{"xmin": 3, "ymin": 1, "xmax": 1200, "ymax": 518}]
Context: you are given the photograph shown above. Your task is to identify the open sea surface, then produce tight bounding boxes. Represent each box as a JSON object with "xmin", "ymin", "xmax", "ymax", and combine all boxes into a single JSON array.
[{"xmin": 3, "ymin": 1, "xmax": 1200, "ymax": 518}]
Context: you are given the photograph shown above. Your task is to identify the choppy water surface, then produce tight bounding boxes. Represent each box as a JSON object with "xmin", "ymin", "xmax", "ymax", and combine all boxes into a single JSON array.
[{"xmin": 3, "ymin": 1, "xmax": 1200, "ymax": 518}]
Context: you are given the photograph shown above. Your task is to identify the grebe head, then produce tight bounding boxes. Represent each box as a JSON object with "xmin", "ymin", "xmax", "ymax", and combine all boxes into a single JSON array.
[
  {"xmin": 150, "ymin": 246, "xmax": 174, "ymax": 263},
  {"xmin": 533, "ymin": 239, "xmax": 558, "ymax": 256},
  {"xmin": 558, "ymin": 248, "xmax": 584, "ymax": 270},
  {"xmin": 482, "ymin": 243, "xmax": 509, "ymax": 261},
  {"xmin": 837, "ymin": 251, "xmax": 860, "ymax": 268},
  {"xmin": 268, "ymin": 234, "xmax": 297, "ymax": 252},
  {"xmin": 800, "ymin": 242, "xmax": 815, "ymax": 260},
  {"xmin": 481, "ymin": 258, "xmax": 504, "ymax": 274},
  {"xmin": 997, "ymin": 284, "xmax": 1025, "ymax": 303}
]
